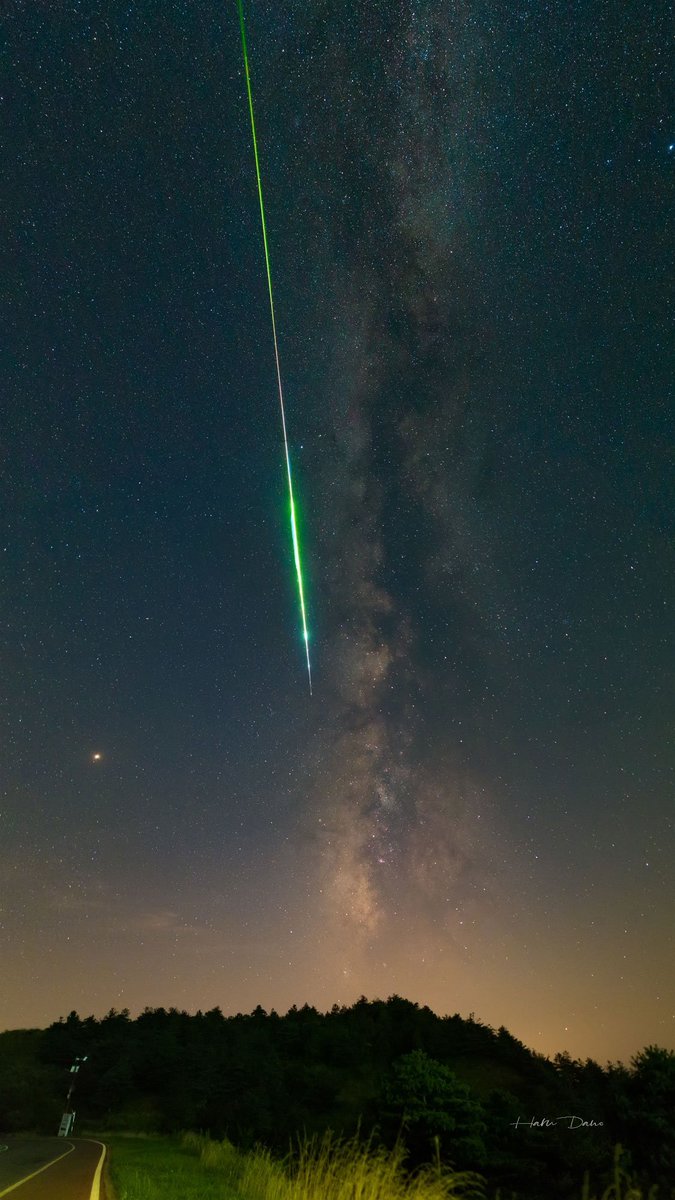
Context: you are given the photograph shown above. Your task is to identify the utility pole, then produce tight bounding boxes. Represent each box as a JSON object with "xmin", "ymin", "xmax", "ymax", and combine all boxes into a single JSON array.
[{"xmin": 57, "ymin": 1055, "xmax": 88, "ymax": 1137}]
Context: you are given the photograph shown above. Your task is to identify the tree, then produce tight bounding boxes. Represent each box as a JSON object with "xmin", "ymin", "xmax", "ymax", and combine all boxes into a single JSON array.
[
  {"xmin": 619, "ymin": 1045, "xmax": 675, "ymax": 1186},
  {"xmin": 381, "ymin": 1049, "xmax": 487, "ymax": 1169}
]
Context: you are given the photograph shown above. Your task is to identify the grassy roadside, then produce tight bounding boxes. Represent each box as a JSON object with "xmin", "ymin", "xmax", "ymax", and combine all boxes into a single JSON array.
[
  {"xmin": 101, "ymin": 1132, "xmax": 660, "ymax": 1200},
  {"xmin": 104, "ymin": 1134, "xmax": 244, "ymax": 1199},
  {"xmin": 103, "ymin": 1131, "xmax": 485, "ymax": 1200}
]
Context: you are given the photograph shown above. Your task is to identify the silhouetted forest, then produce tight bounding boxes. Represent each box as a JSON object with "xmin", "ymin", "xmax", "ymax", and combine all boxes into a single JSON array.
[{"xmin": 1, "ymin": 998, "xmax": 673, "ymax": 1198}]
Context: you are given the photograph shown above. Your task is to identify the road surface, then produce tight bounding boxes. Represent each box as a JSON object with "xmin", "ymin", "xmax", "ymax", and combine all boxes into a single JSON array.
[{"xmin": 0, "ymin": 1137, "xmax": 105, "ymax": 1200}]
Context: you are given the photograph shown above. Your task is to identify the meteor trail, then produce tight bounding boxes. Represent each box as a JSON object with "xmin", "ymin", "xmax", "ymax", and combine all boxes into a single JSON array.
[{"xmin": 236, "ymin": 0, "xmax": 313, "ymax": 694}]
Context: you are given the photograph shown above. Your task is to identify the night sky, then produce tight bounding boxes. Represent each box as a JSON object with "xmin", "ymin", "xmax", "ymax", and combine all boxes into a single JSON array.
[{"xmin": 3, "ymin": 0, "xmax": 673, "ymax": 1064}]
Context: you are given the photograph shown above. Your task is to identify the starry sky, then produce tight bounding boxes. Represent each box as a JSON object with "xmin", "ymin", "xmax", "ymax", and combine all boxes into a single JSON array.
[{"xmin": 2, "ymin": 0, "xmax": 673, "ymax": 1064}]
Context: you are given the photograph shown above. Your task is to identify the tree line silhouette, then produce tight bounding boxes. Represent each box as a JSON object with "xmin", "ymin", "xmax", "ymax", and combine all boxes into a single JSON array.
[{"xmin": 1, "ymin": 996, "xmax": 673, "ymax": 1197}]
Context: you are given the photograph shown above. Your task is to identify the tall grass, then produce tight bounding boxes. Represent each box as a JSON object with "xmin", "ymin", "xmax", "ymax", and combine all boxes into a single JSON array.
[
  {"xmin": 580, "ymin": 1143, "xmax": 664, "ymax": 1200},
  {"xmin": 178, "ymin": 1130, "xmax": 485, "ymax": 1200},
  {"xmin": 241, "ymin": 1133, "xmax": 485, "ymax": 1200},
  {"xmin": 181, "ymin": 1130, "xmax": 241, "ymax": 1173},
  {"xmin": 108, "ymin": 1131, "xmax": 666, "ymax": 1200}
]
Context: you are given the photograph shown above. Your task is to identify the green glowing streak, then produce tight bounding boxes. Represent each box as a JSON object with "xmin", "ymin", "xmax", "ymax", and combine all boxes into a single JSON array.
[{"xmin": 236, "ymin": 0, "xmax": 312, "ymax": 694}]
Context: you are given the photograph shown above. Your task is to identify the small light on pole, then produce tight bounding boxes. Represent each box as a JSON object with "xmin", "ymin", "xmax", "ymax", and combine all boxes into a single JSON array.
[{"xmin": 58, "ymin": 1055, "xmax": 88, "ymax": 1137}]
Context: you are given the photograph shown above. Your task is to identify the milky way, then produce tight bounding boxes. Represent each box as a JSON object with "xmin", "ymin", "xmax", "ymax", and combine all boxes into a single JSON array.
[{"xmin": 2, "ymin": 0, "xmax": 672, "ymax": 1062}]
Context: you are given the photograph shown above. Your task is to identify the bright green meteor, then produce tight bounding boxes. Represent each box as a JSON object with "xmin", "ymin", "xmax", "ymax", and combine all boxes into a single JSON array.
[{"xmin": 236, "ymin": 0, "xmax": 312, "ymax": 694}]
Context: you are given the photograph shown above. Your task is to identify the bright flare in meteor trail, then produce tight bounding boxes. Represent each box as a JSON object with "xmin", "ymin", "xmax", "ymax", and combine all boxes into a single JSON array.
[{"xmin": 236, "ymin": 0, "xmax": 313, "ymax": 694}]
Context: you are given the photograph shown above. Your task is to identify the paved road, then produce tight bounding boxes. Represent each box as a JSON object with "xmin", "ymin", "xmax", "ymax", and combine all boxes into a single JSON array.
[{"xmin": 0, "ymin": 1138, "xmax": 105, "ymax": 1200}]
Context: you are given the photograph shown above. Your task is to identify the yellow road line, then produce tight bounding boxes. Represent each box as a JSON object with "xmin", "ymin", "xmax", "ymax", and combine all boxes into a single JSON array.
[
  {"xmin": 0, "ymin": 1142, "xmax": 75, "ymax": 1197},
  {"xmin": 85, "ymin": 1141, "xmax": 106, "ymax": 1200}
]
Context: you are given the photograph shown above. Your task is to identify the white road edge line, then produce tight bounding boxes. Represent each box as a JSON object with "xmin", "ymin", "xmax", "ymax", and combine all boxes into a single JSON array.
[
  {"xmin": 85, "ymin": 1141, "xmax": 106, "ymax": 1200},
  {"xmin": 0, "ymin": 1142, "xmax": 76, "ymax": 1197}
]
